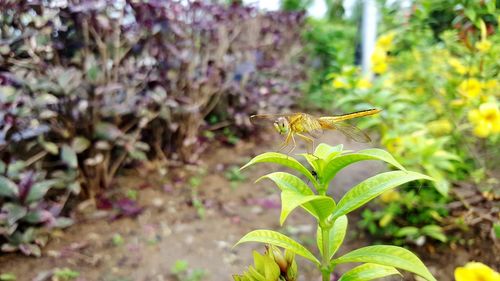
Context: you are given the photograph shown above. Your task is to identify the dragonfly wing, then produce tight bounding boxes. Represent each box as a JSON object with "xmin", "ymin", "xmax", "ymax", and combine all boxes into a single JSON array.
[
  {"xmin": 250, "ymin": 113, "xmax": 294, "ymax": 124},
  {"xmin": 330, "ymin": 121, "xmax": 371, "ymax": 143}
]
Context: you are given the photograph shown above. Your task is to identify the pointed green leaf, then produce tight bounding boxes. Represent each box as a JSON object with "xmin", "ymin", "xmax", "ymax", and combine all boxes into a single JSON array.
[
  {"xmin": 257, "ymin": 172, "xmax": 313, "ymax": 195},
  {"xmin": 338, "ymin": 263, "xmax": 401, "ymax": 281},
  {"xmin": 61, "ymin": 145, "xmax": 78, "ymax": 168},
  {"xmin": 330, "ymin": 171, "xmax": 432, "ymax": 220},
  {"xmin": 299, "ymin": 153, "xmax": 322, "ymax": 173},
  {"xmin": 241, "ymin": 152, "xmax": 317, "ymax": 185},
  {"xmin": 323, "ymin": 149, "xmax": 406, "ymax": 184},
  {"xmin": 235, "ymin": 230, "xmax": 320, "ymax": 265},
  {"xmin": 0, "ymin": 176, "xmax": 18, "ymax": 198},
  {"xmin": 332, "ymin": 245, "xmax": 436, "ymax": 281},
  {"xmin": 314, "ymin": 143, "xmax": 344, "ymax": 160},
  {"xmin": 317, "ymin": 215, "xmax": 348, "ymax": 259},
  {"xmin": 26, "ymin": 180, "xmax": 58, "ymax": 203},
  {"xmin": 280, "ymin": 191, "xmax": 335, "ymax": 225}
]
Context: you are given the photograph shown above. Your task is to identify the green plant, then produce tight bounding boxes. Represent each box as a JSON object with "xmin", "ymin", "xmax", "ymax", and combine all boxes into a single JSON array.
[
  {"xmin": 52, "ymin": 268, "xmax": 80, "ymax": 280},
  {"xmin": 234, "ymin": 143, "xmax": 437, "ymax": 281},
  {"xmin": 225, "ymin": 166, "xmax": 247, "ymax": 190},
  {"xmin": 0, "ymin": 160, "xmax": 73, "ymax": 256},
  {"xmin": 0, "ymin": 273, "xmax": 16, "ymax": 281},
  {"xmin": 170, "ymin": 260, "xmax": 206, "ymax": 281},
  {"xmin": 233, "ymin": 245, "xmax": 297, "ymax": 281},
  {"xmin": 189, "ymin": 175, "xmax": 205, "ymax": 219}
]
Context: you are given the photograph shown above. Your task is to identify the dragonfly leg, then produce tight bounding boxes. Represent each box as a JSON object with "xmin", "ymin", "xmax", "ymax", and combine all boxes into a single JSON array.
[
  {"xmin": 296, "ymin": 133, "xmax": 317, "ymax": 157},
  {"xmin": 287, "ymin": 133, "xmax": 297, "ymax": 155},
  {"xmin": 278, "ymin": 131, "xmax": 292, "ymax": 152}
]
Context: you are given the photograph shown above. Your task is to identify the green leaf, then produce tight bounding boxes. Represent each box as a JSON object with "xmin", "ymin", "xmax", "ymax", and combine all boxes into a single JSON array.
[
  {"xmin": 71, "ymin": 137, "xmax": 91, "ymax": 153},
  {"xmin": 395, "ymin": 226, "xmax": 419, "ymax": 237},
  {"xmin": 299, "ymin": 153, "xmax": 322, "ymax": 173},
  {"xmin": 241, "ymin": 152, "xmax": 317, "ymax": 185},
  {"xmin": 323, "ymin": 149, "xmax": 406, "ymax": 184},
  {"xmin": 0, "ymin": 176, "xmax": 18, "ymax": 198},
  {"xmin": 314, "ymin": 143, "xmax": 344, "ymax": 160},
  {"xmin": 330, "ymin": 171, "xmax": 432, "ymax": 221},
  {"xmin": 61, "ymin": 145, "xmax": 78, "ymax": 168},
  {"xmin": 317, "ymin": 215, "xmax": 348, "ymax": 259},
  {"xmin": 257, "ymin": 172, "xmax": 313, "ymax": 195},
  {"xmin": 280, "ymin": 191, "xmax": 335, "ymax": 225},
  {"xmin": 332, "ymin": 245, "xmax": 436, "ymax": 281},
  {"xmin": 41, "ymin": 141, "xmax": 59, "ymax": 155},
  {"xmin": 338, "ymin": 263, "xmax": 401, "ymax": 281},
  {"xmin": 421, "ymin": 225, "xmax": 447, "ymax": 242},
  {"xmin": 2, "ymin": 203, "xmax": 27, "ymax": 225},
  {"xmin": 259, "ymin": 172, "xmax": 334, "ymax": 222},
  {"xmin": 26, "ymin": 180, "xmax": 58, "ymax": 203},
  {"xmin": 235, "ymin": 230, "xmax": 320, "ymax": 265}
]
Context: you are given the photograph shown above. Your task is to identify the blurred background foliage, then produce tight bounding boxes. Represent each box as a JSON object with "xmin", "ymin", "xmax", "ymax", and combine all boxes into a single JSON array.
[
  {"xmin": 0, "ymin": 0, "xmax": 305, "ymax": 255},
  {"xmin": 300, "ymin": 0, "xmax": 499, "ymax": 247},
  {"xmin": 0, "ymin": 0, "xmax": 499, "ymax": 257}
]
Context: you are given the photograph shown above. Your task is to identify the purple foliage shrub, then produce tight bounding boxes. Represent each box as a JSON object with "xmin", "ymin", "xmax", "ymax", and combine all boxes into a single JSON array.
[{"xmin": 0, "ymin": 1, "xmax": 305, "ymax": 255}]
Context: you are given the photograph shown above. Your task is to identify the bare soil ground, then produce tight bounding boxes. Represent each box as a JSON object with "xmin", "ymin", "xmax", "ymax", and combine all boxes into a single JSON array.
[{"xmin": 0, "ymin": 132, "xmax": 498, "ymax": 281}]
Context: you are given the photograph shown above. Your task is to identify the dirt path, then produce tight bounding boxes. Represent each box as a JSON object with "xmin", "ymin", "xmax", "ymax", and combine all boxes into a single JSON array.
[{"xmin": 0, "ymin": 132, "xmax": 494, "ymax": 281}]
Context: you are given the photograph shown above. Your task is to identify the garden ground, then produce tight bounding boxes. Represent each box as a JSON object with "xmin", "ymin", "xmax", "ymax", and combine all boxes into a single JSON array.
[{"xmin": 0, "ymin": 132, "xmax": 497, "ymax": 281}]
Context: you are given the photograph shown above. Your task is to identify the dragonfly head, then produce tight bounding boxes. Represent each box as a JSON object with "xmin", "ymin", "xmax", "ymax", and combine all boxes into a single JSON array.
[{"xmin": 273, "ymin": 117, "xmax": 289, "ymax": 135}]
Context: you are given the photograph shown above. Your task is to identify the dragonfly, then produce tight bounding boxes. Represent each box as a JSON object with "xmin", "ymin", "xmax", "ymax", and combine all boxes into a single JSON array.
[{"xmin": 250, "ymin": 109, "xmax": 381, "ymax": 154}]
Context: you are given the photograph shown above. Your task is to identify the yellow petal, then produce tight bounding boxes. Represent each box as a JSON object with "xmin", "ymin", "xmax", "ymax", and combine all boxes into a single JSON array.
[{"xmin": 468, "ymin": 109, "xmax": 481, "ymax": 123}]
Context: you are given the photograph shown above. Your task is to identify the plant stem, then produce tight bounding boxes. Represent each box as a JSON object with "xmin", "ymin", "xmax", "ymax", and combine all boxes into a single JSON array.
[{"xmin": 321, "ymin": 227, "xmax": 331, "ymax": 281}]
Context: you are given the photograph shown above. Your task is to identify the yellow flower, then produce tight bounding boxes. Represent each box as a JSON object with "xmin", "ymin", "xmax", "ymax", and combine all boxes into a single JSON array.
[
  {"xmin": 430, "ymin": 98, "xmax": 444, "ymax": 113},
  {"xmin": 372, "ymin": 62, "xmax": 388, "ymax": 74},
  {"xmin": 356, "ymin": 78, "xmax": 372, "ymax": 89},
  {"xmin": 380, "ymin": 190, "xmax": 401, "ymax": 203},
  {"xmin": 451, "ymin": 99, "xmax": 466, "ymax": 107},
  {"xmin": 458, "ymin": 79, "xmax": 482, "ymax": 99},
  {"xmin": 476, "ymin": 40, "xmax": 492, "ymax": 53},
  {"xmin": 332, "ymin": 77, "xmax": 350, "ymax": 89},
  {"xmin": 371, "ymin": 46, "xmax": 389, "ymax": 74},
  {"xmin": 468, "ymin": 103, "xmax": 500, "ymax": 138},
  {"xmin": 376, "ymin": 31, "xmax": 395, "ymax": 50},
  {"xmin": 427, "ymin": 119, "xmax": 452, "ymax": 136},
  {"xmin": 449, "ymin": 58, "xmax": 467, "ymax": 75},
  {"xmin": 455, "ymin": 262, "xmax": 500, "ymax": 281},
  {"xmin": 484, "ymin": 79, "xmax": 498, "ymax": 90}
]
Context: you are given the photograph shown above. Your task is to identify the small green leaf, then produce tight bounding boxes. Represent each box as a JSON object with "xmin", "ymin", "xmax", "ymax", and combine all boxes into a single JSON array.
[
  {"xmin": 257, "ymin": 172, "xmax": 313, "ymax": 195},
  {"xmin": 323, "ymin": 149, "xmax": 406, "ymax": 184},
  {"xmin": 26, "ymin": 180, "xmax": 58, "ymax": 203},
  {"xmin": 395, "ymin": 227, "xmax": 419, "ymax": 237},
  {"xmin": 41, "ymin": 141, "xmax": 59, "ymax": 155},
  {"xmin": 241, "ymin": 152, "xmax": 317, "ymax": 185},
  {"xmin": 314, "ymin": 143, "xmax": 344, "ymax": 162},
  {"xmin": 332, "ymin": 245, "xmax": 436, "ymax": 281},
  {"xmin": 421, "ymin": 225, "xmax": 447, "ymax": 242},
  {"xmin": 2, "ymin": 203, "xmax": 27, "ymax": 225},
  {"xmin": 330, "ymin": 171, "xmax": 432, "ymax": 221},
  {"xmin": 0, "ymin": 273, "xmax": 16, "ymax": 281},
  {"xmin": 317, "ymin": 215, "xmax": 348, "ymax": 259},
  {"xmin": 71, "ymin": 137, "xmax": 90, "ymax": 153},
  {"xmin": 0, "ymin": 176, "xmax": 18, "ymax": 198},
  {"xmin": 235, "ymin": 230, "xmax": 320, "ymax": 265},
  {"xmin": 280, "ymin": 191, "xmax": 335, "ymax": 225},
  {"xmin": 61, "ymin": 145, "xmax": 78, "ymax": 168},
  {"xmin": 54, "ymin": 217, "xmax": 74, "ymax": 228},
  {"xmin": 338, "ymin": 263, "xmax": 401, "ymax": 281}
]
